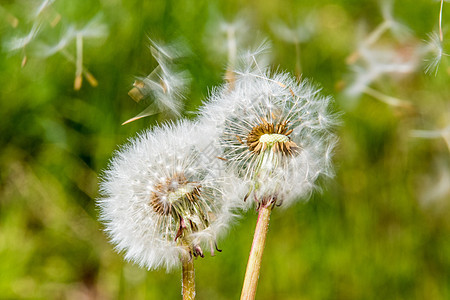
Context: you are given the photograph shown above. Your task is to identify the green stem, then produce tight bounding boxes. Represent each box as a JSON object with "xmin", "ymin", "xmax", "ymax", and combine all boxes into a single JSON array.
[
  {"xmin": 182, "ymin": 255, "xmax": 195, "ymax": 300},
  {"xmin": 240, "ymin": 203, "xmax": 273, "ymax": 300}
]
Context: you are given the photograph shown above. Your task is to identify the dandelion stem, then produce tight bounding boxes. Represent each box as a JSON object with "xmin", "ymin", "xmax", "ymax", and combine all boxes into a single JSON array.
[
  {"xmin": 240, "ymin": 203, "xmax": 273, "ymax": 300},
  {"xmin": 181, "ymin": 255, "xmax": 196, "ymax": 300}
]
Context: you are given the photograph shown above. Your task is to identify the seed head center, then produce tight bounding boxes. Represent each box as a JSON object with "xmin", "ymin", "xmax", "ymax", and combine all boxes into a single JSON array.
[
  {"xmin": 167, "ymin": 185, "xmax": 195, "ymax": 203},
  {"xmin": 259, "ymin": 133, "xmax": 289, "ymax": 146},
  {"xmin": 246, "ymin": 120, "xmax": 300, "ymax": 156},
  {"xmin": 150, "ymin": 173, "xmax": 201, "ymax": 216}
]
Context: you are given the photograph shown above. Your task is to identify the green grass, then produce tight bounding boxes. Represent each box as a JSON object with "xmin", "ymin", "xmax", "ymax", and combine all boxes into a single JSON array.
[{"xmin": 0, "ymin": 0, "xmax": 449, "ymax": 299}]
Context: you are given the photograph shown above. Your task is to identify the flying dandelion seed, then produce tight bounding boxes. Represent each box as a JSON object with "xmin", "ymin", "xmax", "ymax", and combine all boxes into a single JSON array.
[
  {"xmin": 410, "ymin": 125, "xmax": 450, "ymax": 151},
  {"xmin": 269, "ymin": 16, "xmax": 316, "ymax": 45},
  {"xmin": 380, "ymin": 0, "xmax": 412, "ymax": 40},
  {"xmin": 269, "ymin": 15, "xmax": 316, "ymax": 77},
  {"xmin": 35, "ymin": 25, "xmax": 77, "ymax": 57},
  {"xmin": 344, "ymin": 7, "xmax": 420, "ymax": 108},
  {"xmin": 418, "ymin": 158, "xmax": 450, "ymax": 209},
  {"xmin": 424, "ymin": 32, "xmax": 448, "ymax": 75},
  {"xmin": 34, "ymin": 0, "xmax": 55, "ymax": 18},
  {"xmin": 4, "ymin": 21, "xmax": 42, "ymax": 52},
  {"xmin": 203, "ymin": 11, "xmax": 252, "ymax": 65},
  {"xmin": 124, "ymin": 40, "xmax": 192, "ymax": 124},
  {"xmin": 77, "ymin": 14, "xmax": 108, "ymax": 39}
]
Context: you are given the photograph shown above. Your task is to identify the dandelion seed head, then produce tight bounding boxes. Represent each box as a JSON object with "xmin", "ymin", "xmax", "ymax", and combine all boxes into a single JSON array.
[
  {"xmin": 99, "ymin": 120, "xmax": 244, "ymax": 270},
  {"xmin": 200, "ymin": 70, "xmax": 338, "ymax": 207}
]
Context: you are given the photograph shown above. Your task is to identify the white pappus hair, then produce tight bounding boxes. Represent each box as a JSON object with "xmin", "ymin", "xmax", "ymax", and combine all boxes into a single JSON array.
[
  {"xmin": 98, "ymin": 120, "xmax": 245, "ymax": 271},
  {"xmin": 199, "ymin": 69, "xmax": 338, "ymax": 208}
]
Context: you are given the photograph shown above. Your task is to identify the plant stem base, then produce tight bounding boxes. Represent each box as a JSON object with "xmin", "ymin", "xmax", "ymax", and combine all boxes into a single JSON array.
[
  {"xmin": 240, "ymin": 204, "xmax": 273, "ymax": 300},
  {"xmin": 182, "ymin": 255, "xmax": 195, "ymax": 300}
]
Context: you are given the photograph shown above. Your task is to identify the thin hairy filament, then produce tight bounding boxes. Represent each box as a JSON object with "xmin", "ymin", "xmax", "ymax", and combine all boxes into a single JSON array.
[
  {"xmin": 363, "ymin": 86, "xmax": 411, "ymax": 108},
  {"xmin": 365, "ymin": 20, "xmax": 390, "ymax": 46},
  {"xmin": 439, "ymin": 0, "xmax": 444, "ymax": 42},
  {"xmin": 60, "ymin": 48, "xmax": 98, "ymax": 87}
]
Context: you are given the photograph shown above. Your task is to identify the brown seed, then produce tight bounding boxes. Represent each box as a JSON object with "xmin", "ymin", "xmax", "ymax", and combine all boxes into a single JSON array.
[{"xmin": 254, "ymin": 142, "xmax": 263, "ymax": 153}]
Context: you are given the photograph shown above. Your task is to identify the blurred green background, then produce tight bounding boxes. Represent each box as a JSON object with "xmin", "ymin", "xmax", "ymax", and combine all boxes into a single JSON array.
[{"xmin": 1, "ymin": 0, "xmax": 449, "ymax": 299}]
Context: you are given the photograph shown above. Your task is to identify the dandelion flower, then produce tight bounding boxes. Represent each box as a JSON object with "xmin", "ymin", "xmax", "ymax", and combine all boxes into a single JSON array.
[
  {"xmin": 99, "ymin": 120, "xmax": 243, "ymax": 271},
  {"xmin": 200, "ymin": 69, "xmax": 338, "ymax": 208}
]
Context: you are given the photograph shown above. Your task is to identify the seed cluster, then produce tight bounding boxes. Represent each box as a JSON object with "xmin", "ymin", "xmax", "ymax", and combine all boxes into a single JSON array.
[
  {"xmin": 149, "ymin": 171, "xmax": 212, "ymax": 257},
  {"xmin": 150, "ymin": 173, "xmax": 201, "ymax": 216},
  {"xmin": 246, "ymin": 118, "xmax": 299, "ymax": 156}
]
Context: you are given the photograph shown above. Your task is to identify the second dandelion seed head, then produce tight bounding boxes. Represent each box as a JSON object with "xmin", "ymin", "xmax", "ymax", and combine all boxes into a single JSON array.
[{"xmin": 200, "ymin": 69, "xmax": 338, "ymax": 208}]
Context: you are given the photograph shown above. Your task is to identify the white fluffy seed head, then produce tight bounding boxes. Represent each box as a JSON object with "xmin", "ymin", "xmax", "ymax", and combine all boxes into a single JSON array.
[
  {"xmin": 98, "ymin": 120, "xmax": 245, "ymax": 271},
  {"xmin": 199, "ymin": 69, "xmax": 338, "ymax": 208}
]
